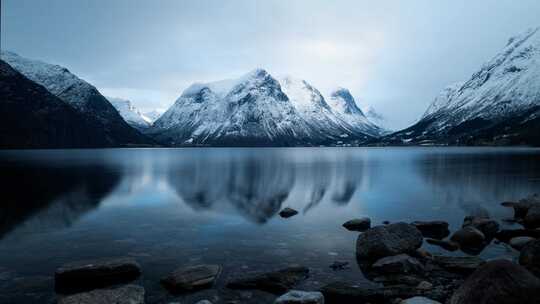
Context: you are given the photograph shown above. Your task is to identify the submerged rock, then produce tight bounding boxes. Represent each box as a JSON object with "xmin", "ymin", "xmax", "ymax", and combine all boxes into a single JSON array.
[
  {"xmin": 519, "ymin": 239, "xmax": 540, "ymax": 277},
  {"xmin": 411, "ymin": 221, "xmax": 450, "ymax": 239},
  {"xmin": 57, "ymin": 284, "xmax": 145, "ymax": 304},
  {"xmin": 161, "ymin": 264, "xmax": 221, "ymax": 293},
  {"xmin": 449, "ymin": 260, "xmax": 540, "ymax": 304},
  {"xmin": 55, "ymin": 257, "xmax": 141, "ymax": 292},
  {"xmin": 426, "ymin": 239, "xmax": 460, "ymax": 252},
  {"xmin": 356, "ymin": 223, "xmax": 423, "ymax": 261},
  {"xmin": 274, "ymin": 290, "xmax": 324, "ymax": 304},
  {"xmin": 372, "ymin": 254, "xmax": 425, "ymax": 275},
  {"xmin": 510, "ymin": 236, "xmax": 535, "ymax": 250},
  {"xmin": 279, "ymin": 208, "xmax": 299, "ymax": 218},
  {"xmin": 343, "ymin": 217, "xmax": 371, "ymax": 232},
  {"xmin": 400, "ymin": 296, "xmax": 441, "ymax": 304},
  {"xmin": 432, "ymin": 255, "xmax": 485, "ymax": 274},
  {"xmin": 227, "ymin": 266, "xmax": 309, "ymax": 294}
]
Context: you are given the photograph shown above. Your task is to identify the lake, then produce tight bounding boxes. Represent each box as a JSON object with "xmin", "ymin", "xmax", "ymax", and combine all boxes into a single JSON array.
[{"xmin": 0, "ymin": 147, "xmax": 539, "ymax": 303}]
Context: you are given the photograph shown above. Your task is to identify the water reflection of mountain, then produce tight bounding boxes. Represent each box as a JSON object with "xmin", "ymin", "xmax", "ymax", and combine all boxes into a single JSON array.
[
  {"xmin": 0, "ymin": 163, "xmax": 121, "ymax": 240},
  {"xmin": 416, "ymin": 152, "xmax": 540, "ymax": 214},
  {"xmin": 167, "ymin": 151, "xmax": 369, "ymax": 223}
]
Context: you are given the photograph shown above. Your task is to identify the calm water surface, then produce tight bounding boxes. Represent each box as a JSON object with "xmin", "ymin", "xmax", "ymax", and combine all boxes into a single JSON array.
[{"xmin": 0, "ymin": 147, "xmax": 539, "ymax": 303}]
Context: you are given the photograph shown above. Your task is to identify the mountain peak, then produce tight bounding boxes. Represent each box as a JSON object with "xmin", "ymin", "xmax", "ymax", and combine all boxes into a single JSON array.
[{"xmin": 328, "ymin": 87, "xmax": 364, "ymax": 116}]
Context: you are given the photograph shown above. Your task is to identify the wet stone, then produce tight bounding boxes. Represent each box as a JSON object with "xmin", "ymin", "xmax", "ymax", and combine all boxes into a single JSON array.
[
  {"xmin": 426, "ymin": 239, "xmax": 460, "ymax": 252},
  {"xmin": 55, "ymin": 257, "xmax": 141, "ymax": 292},
  {"xmin": 161, "ymin": 264, "xmax": 222, "ymax": 293},
  {"xmin": 450, "ymin": 260, "xmax": 540, "ymax": 304},
  {"xmin": 356, "ymin": 223, "xmax": 423, "ymax": 261},
  {"xmin": 279, "ymin": 208, "xmax": 299, "ymax": 218},
  {"xmin": 431, "ymin": 255, "xmax": 485, "ymax": 274},
  {"xmin": 274, "ymin": 290, "xmax": 324, "ymax": 304},
  {"xmin": 509, "ymin": 236, "xmax": 535, "ymax": 250},
  {"xmin": 411, "ymin": 221, "xmax": 450, "ymax": 240},
  {"xmin": 372, "ymin": 254, "xmax": 425, "ymax": 275},
  {"xmin": 227, "ymin": 266, "xmax": 309, "ymax": 294},
  {"xmin": 343, "ymin": 217, "xmax": 371, "ymax": 232},
  {"xmin": 57, "ymin": 284, "xmax": 145, "ymax": 304}
]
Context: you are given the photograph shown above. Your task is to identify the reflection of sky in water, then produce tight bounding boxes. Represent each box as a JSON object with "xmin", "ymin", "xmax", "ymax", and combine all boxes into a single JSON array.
[{"xmin": 0, "ymin": 147, "xmax": 539, "ymax": 303}]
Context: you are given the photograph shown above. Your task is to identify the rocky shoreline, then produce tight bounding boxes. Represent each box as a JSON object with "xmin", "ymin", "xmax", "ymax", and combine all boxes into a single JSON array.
[{"xmin": 50, "ymin": 194, "xmax": 540, "ymax": 304}]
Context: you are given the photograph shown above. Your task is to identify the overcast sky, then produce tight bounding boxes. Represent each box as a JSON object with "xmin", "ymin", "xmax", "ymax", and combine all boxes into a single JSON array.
[{"xmin": 2, "ymin": 0, "xmax": 540, "ymax": 129}]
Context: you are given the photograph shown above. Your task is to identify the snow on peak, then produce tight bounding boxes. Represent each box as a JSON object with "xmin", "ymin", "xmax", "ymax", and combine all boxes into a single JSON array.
[
  {"xmin": 328, "ymin": 87, "xmax": 365, "ymax": 116},
  {"xmin": 420, "ymin": 26, "xmax": 540, "ymax": 131},
  {"xmin": 108, "ymin": 97, "xmax": 152, "ymax": 129}
]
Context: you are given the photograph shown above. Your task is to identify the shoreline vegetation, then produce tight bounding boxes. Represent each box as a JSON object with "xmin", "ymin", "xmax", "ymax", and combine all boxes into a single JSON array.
[{"xmin": 51, "ymin": 194, "xmax": 540, "ymax": 304}]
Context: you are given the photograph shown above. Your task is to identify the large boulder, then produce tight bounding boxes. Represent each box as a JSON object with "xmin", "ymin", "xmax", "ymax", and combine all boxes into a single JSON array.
[
  {"xmin": 343, "ymin": 217, "xmax": 371, "ymax": 232},
  {"xmin": 462, "ymin": 216, "xmax": 499, "ymax": 240},
  {"xmin": 372, "ymin": 254, "xmax": 425, "ymax": 275},
  {"xmin": 411, "ymin": 221, "xmax": 450, "ymax": 239},
  {"xmin": 227, "ymin": 266, "xmax": 309, "ymax": 294},
  {"xmin": 449, "ymin": 260, "xmax": 540, "ymax": 304},
  {"xmin": 274, "ymin": 290, "xmax": 324, "ymax": 304},
  {"xmin": 356, "ymin": 223, "xmax": 423, "ymax": 261},
  {"xmin": 161, "ymin": 264, "xmax": 221, "ymax": 293},
  {"xmin": 524, "ymin": 204, "xmax": 540, "ymax": 229},
  {"xmin": 55, "ymin": 257, "xmax": 141, "ymax": 292},
  {"xmin": 519, "ymin": 239, "xmax": 540, "ymax": 277},
  {"xmin": 57, "ymin": 284, "xmax": 145, "ymax": 304}
]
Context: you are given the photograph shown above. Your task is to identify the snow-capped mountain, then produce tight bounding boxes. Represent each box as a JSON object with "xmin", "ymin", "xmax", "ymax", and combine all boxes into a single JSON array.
[
  {"xmin": 1, "ymin": 51, "xmax": 151, "ymax": 146},
  {"xmin": 143, "ymin": 110, "xmax": 163, "ymax": 123},
  {"xmin": 108, "ymin": 97, "xmax": 152, "ymax": 130},
  {"xmin": 327, "ymin": 88, "xmax": 382, "ymax": 137},
  {"xmin": 278, "ymin": 76, "xmax": 371, "ymax": 139},
  {"xmin": 0, "ymin": 59, "xmax": 112, "ymax": 148},
  {"xmin": 386, "ymin": 27, "xmax": 540, "ymax": 146},
  {"xmin": 150, "ymin": 69, "xmax": 380, "ymax": 146}
]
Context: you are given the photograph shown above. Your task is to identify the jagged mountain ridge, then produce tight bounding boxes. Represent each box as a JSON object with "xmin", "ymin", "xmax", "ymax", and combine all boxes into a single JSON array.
[
  {"xmin": 1, "ymin": 51, "xmax": 151, "ymax": 146},
  {"xmin": 151, "ymin": 69, "xmax": 381, "ymax": 146},
  {"xmin": 0, "ymin": 60, "xmax": 118, "ymax": 148},
  {"xmin": 385, "ymin": 27, "xmax": 540, "ymax": 146},
  {"xmin": 109, "ymin": 97, "xmax": 153, "ymax": 131},
  {"xmin": 328, "ymin": 87, "xmax": 382, "ymax": 136}
]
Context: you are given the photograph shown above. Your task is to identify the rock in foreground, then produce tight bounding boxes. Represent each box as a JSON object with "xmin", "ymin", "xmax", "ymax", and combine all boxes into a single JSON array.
[
  {"xmin": 450, "ymin": 260, "xmax": 540, "ymax": 304},
  {"xmin": 227, "ymin": 266, "xmax": 309, "ymax": 294},
  {"xmin": 411, "ymin": 221, "xmax": 450, "ymax": 239},
  {"xmin": 343, "ymin": 218, "xmax": 371, "ymax": 232},
  {"xmin": 356, "ymin": 223, "xmax": 423, "ymax": 260},
  {"xmin": 372, "ymin": 254, "xmax": 425, "ymax": 275},
  {"xmin": 450, "ymin": 227, "xmax": 485, "ymax": 253},
  {"xmin": 279, "ymin": 208, "xmax": 299, "ymax": 218},
  {"xmin": 510, "ymin": 236, "xmax": 535, "ymax": 250},
  {"xmin": 274, "ymin": 290, "xmax": 324, "ymax": 304},
  {"xmin": 432, "ymin": 255, "xmax": 485, "ymax": 274},
  {"xmin": 319, "ymin": 281, "xmax": 384, "ymax": 303},
  {"xmin": 161, "ymin": 264, "xmax": 221, "ymax": 293},
  {"xmin": 55, "ymin": 257, "xmax": 141, "ymax": 292},
  {"xmin": 401, "ymin": 296, "xmax": 441, "ymax": 304},
  {"xmin": 519, "ymin": 239, "xmax": 540, "ymax": 277},
  {"xmin": 57, "ymin": 284, "xmax": 145, "ymax": 304}
]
